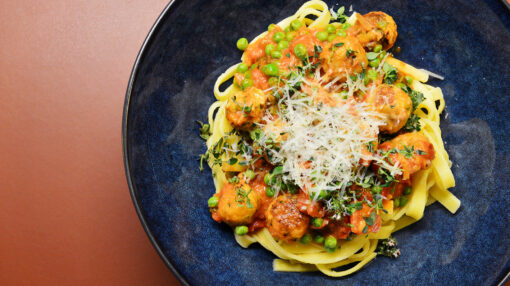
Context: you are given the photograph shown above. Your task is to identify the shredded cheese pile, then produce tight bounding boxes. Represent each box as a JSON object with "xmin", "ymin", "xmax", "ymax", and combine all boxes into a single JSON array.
[{"xmin": 258, "ymin": 78, "xmax": 402, "ymax": 198}]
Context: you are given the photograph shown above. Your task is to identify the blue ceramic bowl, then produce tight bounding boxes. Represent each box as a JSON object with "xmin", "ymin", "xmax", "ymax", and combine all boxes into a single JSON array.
[{"xmin": 123, "ymin": 1, "xmax": 510, "ymax": 285}]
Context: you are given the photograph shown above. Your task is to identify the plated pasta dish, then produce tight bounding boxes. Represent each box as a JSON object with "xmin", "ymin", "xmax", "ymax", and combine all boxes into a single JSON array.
[{"xmin": 198, "ymin": 1, "xmax": 460, "ymax": 277}]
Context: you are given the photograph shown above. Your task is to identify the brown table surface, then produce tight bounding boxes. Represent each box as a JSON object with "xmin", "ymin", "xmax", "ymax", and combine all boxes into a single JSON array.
[
  {"xmin": 2, "ymin": 1, "xmax": 510, "ymax": 286},
  {"xmin": 1, "ymin": 1, "xmax": 180, "ymax": 285}
]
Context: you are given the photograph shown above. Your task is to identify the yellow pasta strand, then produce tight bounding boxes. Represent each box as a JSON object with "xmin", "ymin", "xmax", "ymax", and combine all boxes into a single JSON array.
[
  {"xmin": 273, "ymin": 259, "xmax": 318, "ymax": 272},
  {"xmin": 406, "ymin": 169, "xmax": 430, "ymax": 220},
  {"xmin": 385, "ymin": 57, "xmax": 429, "ymax": 83},
  {"xmin": 429, "ymin": 185, "xmax": 461, "ymax": 214}
]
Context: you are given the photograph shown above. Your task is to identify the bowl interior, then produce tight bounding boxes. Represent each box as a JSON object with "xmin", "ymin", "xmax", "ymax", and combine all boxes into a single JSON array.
[{"xmin": 124, "ymin": 0, "xmax": 510, "ymax": 285}]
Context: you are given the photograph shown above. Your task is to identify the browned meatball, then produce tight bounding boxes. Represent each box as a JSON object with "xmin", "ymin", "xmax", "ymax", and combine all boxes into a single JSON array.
[
  {"xmin": 319, "ymin": 35, "xmax": 368, "ymax": 83},
  {"xmin": 226, "ymin": 87, "xmax": 267, "ymax": 129},
  {"xmin": 347, "ymin": 14, "xmax": 383, "ymax": 50},
  {"xmin": 347, "ymin": 12, "xmax": 397, "ymax": 51},
  {"xmin": 366, "ymin": 84, "xmax": 412, "ymax": 134},
  {"xmin": 363, "ymin": 12, "xmax": 398, "ymax": 51},
  {"xmin": 217, "ymin": 182, "xmax": 259, "ymax": 226},
  {"xmin": 379, "ymin": 132, "xmax": 435, "ymax": 180},
  {"xmin": 265, "ymin": 194, "xmax": 310, "ymax": 242}
]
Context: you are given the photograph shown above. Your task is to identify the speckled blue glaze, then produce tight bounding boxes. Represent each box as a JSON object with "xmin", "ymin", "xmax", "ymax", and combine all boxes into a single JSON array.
[{"xmin": 123, "ymin": 1, "xmax": 510, "ymax": 285}]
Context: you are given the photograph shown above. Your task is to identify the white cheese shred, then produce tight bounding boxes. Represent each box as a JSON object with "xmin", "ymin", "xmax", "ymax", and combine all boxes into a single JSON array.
[{"xmin": 257, "ymin": 78, "xmax": 402, "ymax": 199}]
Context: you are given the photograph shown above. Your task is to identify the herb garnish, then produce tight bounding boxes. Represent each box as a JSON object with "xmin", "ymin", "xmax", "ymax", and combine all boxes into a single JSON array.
[{"xmin": 376, "ymin": 237, "xmax": 401, "ymax": 258}]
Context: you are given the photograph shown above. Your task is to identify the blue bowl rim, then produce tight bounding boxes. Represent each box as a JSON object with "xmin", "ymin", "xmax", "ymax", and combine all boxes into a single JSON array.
[
  {"xmin": 122, "ymin": 0, "xmax": 190, "ymax": 285},
  {"xmin": 121, "ymin": 1, "xmax": 510, "ymax": 285},
  {"xmin": 502, "ymin": 0, "xmax": 510, "ymax": 10}
]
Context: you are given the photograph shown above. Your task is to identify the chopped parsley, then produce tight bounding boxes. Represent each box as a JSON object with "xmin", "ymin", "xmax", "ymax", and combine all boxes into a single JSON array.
[
  {"xmin": 366, "ymin": 141, "xmax": 376, "ymax": 153},
  {"xmin": 346, "ymin": 49, "xmax": 357, "ymax": 58},
  {"xmin": 402, "ymin": 113, "xmax": 421, "ymax": 132},
  {"xmin": 197, "ymin": 120, "xmax": 210, "ymax": 140},
  {"xmin": 330, "ymin": 6, "xmax": 347, "ymax": 23},
  {"xmin": 382, "ymin": 63, "xmax": 398, "ymax": 84},
  {"xmin": 364, "ymin": 210, "xmax": 376, "ymax": 226},
  {"xmin": 236, "ymin": 187, "xmax": 254, "ymax": 208}
]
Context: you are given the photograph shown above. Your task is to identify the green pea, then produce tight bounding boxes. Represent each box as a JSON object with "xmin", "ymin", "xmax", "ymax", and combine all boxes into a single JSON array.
[
  {"xmin": 294, "ymin": 43, "xmax": 308, "ymax": 59},
  {"xmin": 271, "ymin": 50, "xmax": 282, "ymax": 59},
  {"xmin": 273, "ymin": 32, "xmax": 285, "ymax": 43},
  {"xmin": 235, "ymin": 225, "xmax": 249, "ymax": 235},
  {"xmin": 208, "ymin": 196, "xmax": 218, "ymax": 207},
  {"xmin": 245, "ymin": 169, "xmax": 256, "ymax": 180},
  {"xmin": 372, "ymin": 185, "xmax": 382, "ymax": 194},
  {"xmin": 400, "ymin": 196, "xmax": 409, "ymax": 207},
  {"xmin": 316, "ymin": 31, "xmax": 328, "ymax": 41},
  {"xmin": 374, "ymin": 44, "xmax": 383, "ymax": 52},
  {"xmin": 394, "ymin": 197, "xmax": 401, "ymax": 208},
  {"xmin": 284, "ymin": 26, "xmax": 290, "ymax": 33},
  {"xmin": 236, "ymin": 38, "xmax": 249, "ymax": 51},
  {"xmin": 237, "ymin": 63, "xmax": 249, "ymax": 73},
  {"xmin": 268, "ymin": 23, "xmax": 276, "ymax": 31},
  {"xmin": 404, "ymin": 186, "xmax": 413, "ymax": 195},
  {"xmin": 367, "ymin": 69, "xmax": 378, "ymax": 81},
  {"xmin": 290, "ymin": 19, "xmax": 303, "ymax": 31},
  {"xmin": 314, "ymin": 234, "xmax": 325, "ymax": 244},
  {"xmin": 265, "ymin": 187, "xmax": 275, "ymax": 197},
  {"xmin": 277, "ymin": 40, "xmax": 289, "ymax": 51},
  {"xmin": 311, "ymin": 218, "xmax": 323, "ymax": 228},
  {"xmin": 326, "ymin": 24, "xmax": 336, "ymax": 34},
  {"xmin": 285, "ymin": 32, "xmax": 295, "ymax": 42},
  {"xmin": 369, "ymin": 59, "xmax": 380, "ymax": 67},
  {"xmin": 337, "ymin": 30, "xmax": 347, "ymax": 37},
  {"xmin": 342, "ymin": 23, "xmax": 351, "ymax": 29},
  {"xmin": 264, "ymin": 173, "xmax": 272, "ymax": 185},
  {"xmin": 265, "ymin": 44, "xmax": 275, "ymax": 56},
  {"xmin": 327, "ymin": 34, "xmax": 336, "ymax": 42},
  {"xmin": 405, "ymin": 76, "xmax": 413, "ymax": 85},
  {"xmin": 262, "ymin": 63, "xmax": 279, "ymax": 76},
  {"xmin": 324, "ymin": 236, "xmax": 338, "ymax": 252},
  {"xmin": 300, "ymin": 234, "xmax": 312, "ymax": 244},
  {"xmin": 268, "ymin": 77, "xmax": 279, "ymax": 86},
  {"xmin": 241, "ymin": 78, "xmax": 253, "ymax": 90}
]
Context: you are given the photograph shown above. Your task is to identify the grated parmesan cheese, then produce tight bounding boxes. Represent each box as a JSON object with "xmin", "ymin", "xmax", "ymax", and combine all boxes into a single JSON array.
[{"xmin": 257, "ymin": 76, "xmax": 402, "ymax": 199}]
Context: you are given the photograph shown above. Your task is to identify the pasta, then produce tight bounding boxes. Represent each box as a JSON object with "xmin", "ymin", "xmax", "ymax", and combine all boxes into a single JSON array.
[{"xmin": 199, "ymin": 1, "xmax": 459, "ymax": 277}]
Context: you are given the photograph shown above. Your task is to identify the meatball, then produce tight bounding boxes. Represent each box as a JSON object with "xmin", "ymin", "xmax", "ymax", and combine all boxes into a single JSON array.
[
  {"xmin": 366, "ymin": 84, "xmax": 412, "ymax": 134},
  {"xmin": 347, "ymin": 14, "xmax": 383, "ymax": 50},
  {"xmin": 379, "ymin": 132, "xmax": 436, "ymax": 180},
  {"xmin": 347, "ymin": 12, "xmax": 397, "ymax": 51},
  {"xmin": 326, "ymin": 217, "xmax": 351, "ymax": 239},
  {"xmin": 226, "ymin": 86, "xmax": 267, "ymax": 129},
  {"xmin": 217, "ymin": 182, "xmax": 259, "ymax": 226},
  {"xmin": 265, "ymin": 194, "xmax": 310, "ymax": 242},
  {"xmin": 319, "ymin": 35, "xmax": 368, "ymax": 83},
  {"xmin": 363, "ymin": 12, "xmax": 398, "ymax": 51}
]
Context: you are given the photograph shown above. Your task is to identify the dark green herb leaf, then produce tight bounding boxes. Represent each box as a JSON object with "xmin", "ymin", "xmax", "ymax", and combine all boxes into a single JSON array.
[{"xmin": 402, "ymin": 114, "xmax": 421, "ymax": 132}]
